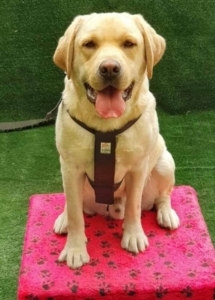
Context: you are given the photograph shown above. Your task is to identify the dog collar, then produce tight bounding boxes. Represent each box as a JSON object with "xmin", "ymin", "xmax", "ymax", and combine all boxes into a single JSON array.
[{"xmin": 68, "ymin": 111, "xmax": 141, "ymax": 205}]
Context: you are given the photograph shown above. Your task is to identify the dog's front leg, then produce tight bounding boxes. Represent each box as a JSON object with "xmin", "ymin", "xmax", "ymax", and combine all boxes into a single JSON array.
[
  {"xmin": 58, "ymin": 158, "xmax": 90, "ymax": 269},
  {"xmin": 121, "ymin": 161, "xmax": 149, "ymax": 253}
]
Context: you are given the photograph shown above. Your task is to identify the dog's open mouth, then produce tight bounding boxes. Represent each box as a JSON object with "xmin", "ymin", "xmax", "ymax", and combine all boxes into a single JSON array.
[{"xmin": 84, "ymin": 83, "xmax": 134, "ymax": 119}]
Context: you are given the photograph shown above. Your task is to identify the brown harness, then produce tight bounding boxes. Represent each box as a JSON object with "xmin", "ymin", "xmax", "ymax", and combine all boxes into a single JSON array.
[{"xmin": 69, "ymin": 113, "xmax": 141, "ymax": 205}]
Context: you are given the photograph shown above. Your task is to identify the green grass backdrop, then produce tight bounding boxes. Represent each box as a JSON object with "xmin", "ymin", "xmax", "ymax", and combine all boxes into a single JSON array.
[
  {"xmin": 1, "ymin": 0, "xmax": 215, "ymax": 122},
  {"xmin": 0, "ymin": 1, "xmax": 214, "ymax": 299}
]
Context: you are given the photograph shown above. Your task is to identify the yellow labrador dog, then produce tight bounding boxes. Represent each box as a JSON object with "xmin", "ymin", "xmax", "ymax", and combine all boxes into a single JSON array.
[{"xmin": 53, "ymin": 12, "xmax": 180, "ymax": 269}]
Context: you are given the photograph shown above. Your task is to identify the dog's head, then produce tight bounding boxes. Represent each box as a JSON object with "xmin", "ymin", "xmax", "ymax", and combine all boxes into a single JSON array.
[{"xmin": 53, "ymin": 13, "xmax": 165, "ymax": 119}]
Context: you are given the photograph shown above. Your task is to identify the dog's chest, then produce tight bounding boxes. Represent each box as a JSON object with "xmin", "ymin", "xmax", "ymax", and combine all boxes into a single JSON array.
[
  {"xmin": 115, "ymin": 133, "xmax": 148, "ymax": 168},
  {"xmin": 59, "ymin": 113, "xmax": 155, "ymax": 183}
]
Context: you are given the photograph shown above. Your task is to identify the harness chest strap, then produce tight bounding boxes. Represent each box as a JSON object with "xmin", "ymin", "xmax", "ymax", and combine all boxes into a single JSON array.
[{"xmin": 69, "ymin": 113, "xmax": 141, "ymax": 205}]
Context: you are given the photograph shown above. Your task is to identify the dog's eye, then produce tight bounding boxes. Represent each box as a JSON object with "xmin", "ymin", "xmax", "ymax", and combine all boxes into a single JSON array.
[
  {"xmin": 123, "ymin": 40, "xmax": 136, "ymax": 48},
  {"xmin": 83, "ymin": 41, "xmax": 96, "ymax": 48}
]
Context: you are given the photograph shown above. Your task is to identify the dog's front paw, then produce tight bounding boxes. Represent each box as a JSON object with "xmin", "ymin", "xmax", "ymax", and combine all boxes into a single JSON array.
[
  {"xmin": 53, "ymin": 212, "xmax": 68, "ymax": 234},
  {"xmin": 121, "ymin": 222, "xmax": 149, "ymax": 253},
  {"xmin": 157, "ymin": 208, "xmax": 180, "ymax": 230},
  {"xmin": 59, "ymin": 237, "xmax": 90, "ymax": 269}
]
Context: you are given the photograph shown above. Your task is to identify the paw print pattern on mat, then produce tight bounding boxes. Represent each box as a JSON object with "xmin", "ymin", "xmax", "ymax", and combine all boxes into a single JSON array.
[
  {"xmin": 18, "ymin": 188, "xmax": 215, "ymax": 299},
  {"xmin": 187, "ymin": 269, "xmax": 197, "ymax": 278},
  {"xmin": 102, "ymin": 250, "xmax": 114, "ymax": 258},
  {"xmin": 42, "ymin": 280, "xmax": 54, "ymax": 290},
  {"xmin": 95, "ymin": 271, "xmax": 105, "ymax": 279},
  {"xmin": 107, "ymin": 261, "xmax": 118, "ymax": 269},
  {"xmin": 89, "ymin": 259, "xmax": 100, "ymax": 267},
  {"xmin": 124, "ymin": 283, "xmax": 136, "ymax": 296},
  {"xmin": 155, "ymin": 285, "xmax": 168, "ymax": 298},
  {"xmin": 164, "ymin": 261, "xmax": 176, "ymax": 269},
  {"xmin": 95, "ymin": 230, "xmax": 105, "ymax": 237},
  {"xmin": 112, "ymin": 231, "xmax": 122, "ymax": 239},
  {"xmin": 147, "ymin": 230, "xmax": 157, "ymax": 238},
  {"xmin": 100, "ymin": 240, "xmax": 111, "ymax": 248},
  {"xmin": 181, "ymin": 286, "xmax": 193, "ymax": 297},
  {"xmin": 37, "ymin": 257, "xmax": 47, "ymax": 265},
  {"xmin": 98, "ymin": 282, "xmax": 111, "ymax": 296},
  {"xmin": 41, "ymin": 269, "xmax": 51, "ymax": 278},
  {"xmin": 129, "ymin": 269, "xmax": 141, "ymax": 278},
  {"xmin": 25, "ymin": 295, "xmax": 39, "ymax": 300},
  {"xmin": 67, "ymin": 280, "xmax": 79, "ymax": 294},
  {"xmin": 145, "ymin": 259, "xmax": 155, "ymax": 268}
]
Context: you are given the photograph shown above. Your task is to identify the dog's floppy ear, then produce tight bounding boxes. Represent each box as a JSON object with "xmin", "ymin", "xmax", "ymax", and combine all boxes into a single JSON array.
[
  {"xmin": 134, "ymin": 15, "xmax": 166, "ymax": 79},
  {"xmin": 53, "ymin": 16, "xmax": 83, "ymax": 79}
]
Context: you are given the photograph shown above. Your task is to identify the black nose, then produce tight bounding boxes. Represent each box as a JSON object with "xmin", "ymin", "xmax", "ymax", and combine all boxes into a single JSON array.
[{"xmin": 99, "ymin": 60, "xmax": 121, "ymax": 79}]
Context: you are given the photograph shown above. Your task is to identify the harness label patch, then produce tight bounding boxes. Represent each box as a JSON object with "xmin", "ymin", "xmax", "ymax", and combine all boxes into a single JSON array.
[{"xmin": 100, "ymin": 142, "xmax": 111, "ymax": 154}]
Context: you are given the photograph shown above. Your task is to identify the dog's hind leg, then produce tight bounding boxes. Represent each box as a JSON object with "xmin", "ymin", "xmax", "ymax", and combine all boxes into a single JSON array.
[
  {"xmin": 53, "ymin": 204, "xmax": 68, "ymax": 234},
  {"xmin": 148, "ymin": 149, "xmax": 180, "ymax": 230}
]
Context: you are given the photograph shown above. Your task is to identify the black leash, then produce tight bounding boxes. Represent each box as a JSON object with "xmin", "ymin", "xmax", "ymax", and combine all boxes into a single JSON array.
[{"xmin": 0, "ymin": 97, "xmax": 62, "ymax": 133}]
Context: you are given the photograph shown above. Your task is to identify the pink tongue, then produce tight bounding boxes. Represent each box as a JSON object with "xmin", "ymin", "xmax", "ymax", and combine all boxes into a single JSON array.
[{"xmin": 95, "ymin": 86, "xmax": 125, "ymax": 119}]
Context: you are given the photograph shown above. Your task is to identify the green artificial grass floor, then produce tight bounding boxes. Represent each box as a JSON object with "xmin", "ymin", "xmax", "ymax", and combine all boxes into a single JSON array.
[{"xmin": 0, "ymin": 109, "xmax": 215, "ymax": 299}]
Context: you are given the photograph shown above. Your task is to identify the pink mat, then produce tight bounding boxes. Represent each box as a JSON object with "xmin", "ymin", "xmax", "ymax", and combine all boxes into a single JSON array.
[{"xmin": 18, "ymin": 186, "xmax": 215, "ymax": 299}]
